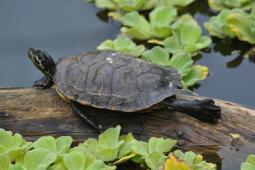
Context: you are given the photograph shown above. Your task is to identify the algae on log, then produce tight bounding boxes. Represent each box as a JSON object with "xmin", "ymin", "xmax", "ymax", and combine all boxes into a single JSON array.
[{"xmin": 0, "ymin": 88, "xmax": 255, "ymax": 148}]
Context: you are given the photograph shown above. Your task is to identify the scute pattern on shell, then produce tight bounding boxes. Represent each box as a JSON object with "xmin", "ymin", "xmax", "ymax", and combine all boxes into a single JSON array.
[{"xmin": 54, "ymin": 51, "xmax": 181, "ymax": 112}]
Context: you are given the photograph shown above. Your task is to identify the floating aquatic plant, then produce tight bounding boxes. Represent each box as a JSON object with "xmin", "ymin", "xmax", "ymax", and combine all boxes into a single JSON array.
[
  {"xmin": 143, "ymin": 46, "xmax": 208, "ymax": 87},
  {"xmin": 205, "ymin": 8, "xmax": 255, "ymax": 44},
  {"xmin": 0, "ymin": 129, "xmax": 31, "ymax": 162},
  {"xmin": 0, "ymin": 127, "xmax": 217, "ymax": 170},
  {"xmin": 241, "ymin": 154, "xmax": 255, "ymax": 170},
  {"xmin": 162, "ymin": 150, "xmax": 217, "ymax": 170},
  {"xmin": 87, "ymin": 0, "xmax": 196, "ymax": 11},
  {"xmin": 120, "ymin": 6, "xmax": 177, "ymax": 40},
  {"xmin": 153, "ymin": 15, "xmax": 212, "ymax": 55},
  {"xmin": 97, "ymin": 37, "xmax": 145, "ymax": 57},
  {"xmin": 208, "ymin": 0, "xmax": 255, "ymax": 11}
]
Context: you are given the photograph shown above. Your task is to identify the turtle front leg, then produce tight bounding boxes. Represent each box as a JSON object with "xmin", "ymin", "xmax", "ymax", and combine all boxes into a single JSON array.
[
  {"xmin": 32, "ymin": 76, "xmax": 53, "ymax": 89},
  {"xmin": 70, "ymin": 101, "xmax": 103, "ymax": 131}
]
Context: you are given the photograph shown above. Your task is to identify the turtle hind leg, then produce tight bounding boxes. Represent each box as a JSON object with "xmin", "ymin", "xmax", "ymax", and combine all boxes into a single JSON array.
[
  {"xmin": 70, "ymin": 101, "xmax": 103, "ymax": 131},
  {"xmin": 32, "ymin": 76, "xmax": 53, "ymax": 89},
  {"xmin": 164, "ymin": 97, "xmax": 221, "ymax": 123}
]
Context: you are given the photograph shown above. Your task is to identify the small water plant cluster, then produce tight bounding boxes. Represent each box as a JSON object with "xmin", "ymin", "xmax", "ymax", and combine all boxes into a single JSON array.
[
  {"xmin": 88, "ymin": 0, "xmax": 212, "ymax": 88},
  {"xmin": 241, "ymin": 154, "xmax": 255, "ymax": 170},
  {"xmin": 0, "ymin": 126, "xmax": 216, "ymax": 170},
  {"xmin": 208, "ymin": 0, "xmax": 255, "ymax": 11},
  {"xmin": 205, "ymin": 0, "xmax": 255, "ymax": 44}
]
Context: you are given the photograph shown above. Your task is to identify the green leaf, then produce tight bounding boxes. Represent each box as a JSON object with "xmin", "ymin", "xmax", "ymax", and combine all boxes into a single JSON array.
[
  {"xmin": 24, "ymin": 149, "xmax": 57, "ymax": 170},
  {"xmin": 183, "ymin": 151, "xmax": 196, "ymax": 165},
  {"xmin": 63, "ymin": 151, "xmax": 85, "ymax": 170},
  {"xmin": 95, "ymin": 125, "xmax": 124, "ymax": 161},
  {"xmin": 56, "ymin": 136, "xmax": 73, "ymax": 154},
  {"xmin": 84, "ymin": 155, "xmax": 116, "ymax": 170},
  {"xmin": 118, "ymin": 133, "xmax": 136, "ymax": 158},
  {"xmin": 204, "ymin": 8, "xmax": 255, "ymax": 44},
  {"xmin": 77, "ymin": 138, "xmax": 99, "ymax": 155},
  {"xmin": 227, "ymin": 10, "xmax": 255, "ymax": 44},
  {"xmin": 113, "ymin": 0, "xmax": 145, "ymax": 11},
  {"xmin": 145, "ymin": 152, "xmax": 166, "ymax": 170},
  {"xmin": 97, "ymin": 37, "xmax": 145, "ymax": 57},
  {"xmin": 32, "ymin": 136, "xmax": 72, "ymax": 155},
  {"xmin": 142, "ymin": 47, "xmax": 195, "ymax": 82},
  {"xmin": 168, "ymin": 52, "xmax": 193, "ymax": 77},
  {"xmin": 171, "ymin": 150, "xmax": 217, "ymax": 170},
  {"xmin": 158, "ymin": 0, "xmax": 195, "ymax": 7},
  {"xmin": 95, "ymin": 144, "xmax": 123, "ymax": 162},
  {"xmin": 48, "ymin": 162, "xmax": 67, "ymax": 170},
  {"xmin": 148, "ymin": 137, "xmax": 176, "ymax": 154},
  {"xmin": 98, "ymin": 125, "xmax": 121, "ymax": 147},
  {"xmin": 204, "ymin": 9, "xmax": 235, "ymax": 38},
  {"xmin": 0, "ymin": 129, "xmax": 30, "ymax": 162},
  {"xmin": 170, "ymin": 0, "xmax": 195, "ymax": 6},
  {"xmin": 241, "ymin": 154, "xmax": 255, "ymax": 170},
  {"xmin": 94, "ymin": 0, "xmax": 117, "ymax": 10},
  {"xmin": 208, "ymin": 0, "xmax": 255, "ymax": 11},
  {"xmin": 182, "ymin": 65, "xmax": 208, "ymax": 87},
  {"xmin": 158, "ymin": 15, "xmax": 211, "ymax": 54},
  {"xmin": 121, "ymin": 12, "xmax": 151, "ymax": 40},
  {"xmin": 120, "ymin": 6, "xmax": 177, "ymax": 40},
  {"xmin": 10, "ymin": 163, "xmax": 26, "ymax": 170},
  {"xmin": 149, "ymin": 6, "xmax": 176, "ymax": 38},
  {"xmin": 0, "ymin": 129, "xmax": 23, "ymax": 149},
  {"xmin": 0, "ymin": 154, "xmax": 11, "ymax": 170},
  {"xmin": 131, "ymin": 141, "xmax": 149, "ymax": 157},
  {"xmin": 143, "ymin": 46, "xmax": 172, "ymax": 66},
  {"xmin": 32, "ymin": 136, "xmax": 57, "ymax": 152}
]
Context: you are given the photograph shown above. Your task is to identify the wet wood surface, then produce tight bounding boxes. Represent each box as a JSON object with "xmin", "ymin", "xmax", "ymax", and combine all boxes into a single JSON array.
[{"xmin": 0, "ymin": 88, "xmax": 255, "ymax": 160}]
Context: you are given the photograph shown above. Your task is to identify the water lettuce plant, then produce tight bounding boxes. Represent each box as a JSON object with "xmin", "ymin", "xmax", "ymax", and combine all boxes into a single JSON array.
[
  {"xmin": 97, "ymin": 37, "xmax": 145, "ymax": 57},
  {"xmin": 0, "ymin": 129, "xmax": 31, "ymax": 163},
  {"xmin": 241, "ymin": 154, "xmax": 255, "ymax": 170},
  {"xmin": 162, "ymin": 150, "xmax": 216, "ymax": 170},
  {"xmin": 204, "ymin": 8, "xmax": 255, "ymax": 44},
  {"xmin": 120, "ymin": 6, "xmax": 177, "ymax": 40},
  {"xmin": 87, "ymin": 0, "xmax": 196, "ymax": 12},
  {"xmin": 208, "ymin": 0, "xmax": 255, "ymax": 11},
  {"xmin": 154, "ymin": 15, "xmax": 212, "ymax": 55},
  {"xmin": 0, "ymin": 127, "xmax": 216, "ymax": 170},
  {"xmin": 204, "ymin": 9, "xmax": 236, "ymax": 38},
  {"xmin": 143, "ymin": 47, "xmax": 208, "ymax": 87}
]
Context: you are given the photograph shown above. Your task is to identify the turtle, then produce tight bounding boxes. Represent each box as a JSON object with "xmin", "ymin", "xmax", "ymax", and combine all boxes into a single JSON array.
[{"xmin": 27, "ymin": 48, "xmax": 221, "ymax": 130}]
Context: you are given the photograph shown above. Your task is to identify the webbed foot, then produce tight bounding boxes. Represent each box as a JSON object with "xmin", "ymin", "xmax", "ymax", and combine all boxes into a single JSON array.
[
  {"xmin": 32, "ymin": 76, "xmax": 53, "ymax": 89},
  {"xmin": 165, "ymin": 97, "xmax": 221, "ymax": 123},
  {"xmin": 191, "ymin": 99, "xmax": 221, "ymax": 122}
]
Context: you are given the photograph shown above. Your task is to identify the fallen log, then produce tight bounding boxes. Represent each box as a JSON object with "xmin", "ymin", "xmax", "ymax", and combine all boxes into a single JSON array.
[{"xmin": 0, "ymin": 88, "xmax": 254, "ymax": 167}]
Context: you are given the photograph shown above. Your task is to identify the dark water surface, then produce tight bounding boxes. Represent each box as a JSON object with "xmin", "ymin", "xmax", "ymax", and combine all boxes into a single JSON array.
[{"xmin": 0, "ymin": 0, "xmax": 255, "ymax": 169}]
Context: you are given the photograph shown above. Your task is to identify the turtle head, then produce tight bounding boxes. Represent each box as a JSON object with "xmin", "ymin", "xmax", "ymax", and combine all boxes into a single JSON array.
[{"xmin": 28, "ymin": 48, "xmax": 56, "ymax": 80}]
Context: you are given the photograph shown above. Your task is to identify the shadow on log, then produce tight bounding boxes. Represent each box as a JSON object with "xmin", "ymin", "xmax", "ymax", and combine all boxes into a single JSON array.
[{"xmin": 0, "ymin": 88, "xmax": 255, "ymax": 167}]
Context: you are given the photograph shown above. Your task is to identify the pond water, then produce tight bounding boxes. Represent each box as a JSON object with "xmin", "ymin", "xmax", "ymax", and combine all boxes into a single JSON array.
[{"xmin": 0, "ymin": 0, "xmax": 254, "ymax": 169}]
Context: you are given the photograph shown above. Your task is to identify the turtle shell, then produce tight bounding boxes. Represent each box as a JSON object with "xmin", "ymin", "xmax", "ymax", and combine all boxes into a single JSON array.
[{"xmin": 54, "ymin": 51, "xmax": 181, "ymax": 112}]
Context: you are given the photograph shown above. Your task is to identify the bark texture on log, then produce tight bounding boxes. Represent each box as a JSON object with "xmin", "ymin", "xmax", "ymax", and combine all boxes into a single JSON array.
[{"xmin": 0, "ymin": 88, "xmax": 255, "ymax": 163}]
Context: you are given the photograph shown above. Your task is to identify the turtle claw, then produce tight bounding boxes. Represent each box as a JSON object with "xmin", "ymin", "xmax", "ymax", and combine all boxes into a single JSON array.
[
  {"xmin": 32, "ymin": 76, "xmax": 53, "ymax": 89},
  {"xmin": 194, "ymin": 99, "xmax": 221, "ymax": 123},
  {"xmin": 166, "ymin": 97, "xmax": 221, "ymax": 123}
]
